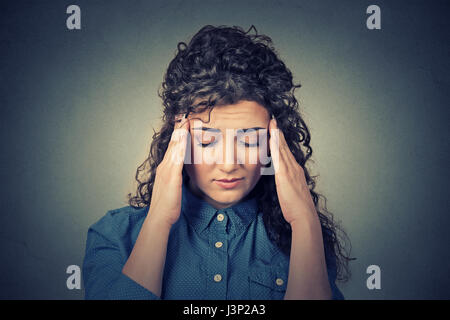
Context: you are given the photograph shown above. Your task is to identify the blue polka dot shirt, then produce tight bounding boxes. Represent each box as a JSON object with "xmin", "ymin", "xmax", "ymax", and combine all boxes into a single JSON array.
[{"xmin": 82, "ymin": 180, "xmax": 344, "ymax": 300}]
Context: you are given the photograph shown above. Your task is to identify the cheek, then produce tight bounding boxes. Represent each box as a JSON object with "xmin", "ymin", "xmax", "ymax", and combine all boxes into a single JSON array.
[
  {"xmin": 239, "ymin": 146, "xmax": 265, "ymax": 165},
  {"xmin": 243, "ymin": 163, "xmax": 262, "ymax": 179},
  {"xmin": 185, "ymin": 163, "xmax": 212, "ymax": 182},
  {"xmin": 242, "ymin": 164, "xmax": 262, "ymax": 193}
]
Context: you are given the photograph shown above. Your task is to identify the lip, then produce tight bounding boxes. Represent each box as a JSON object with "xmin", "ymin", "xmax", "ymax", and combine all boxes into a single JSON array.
[{"xmin": 214, "ymin": 178, "xmax": 243, "ymax": 189}]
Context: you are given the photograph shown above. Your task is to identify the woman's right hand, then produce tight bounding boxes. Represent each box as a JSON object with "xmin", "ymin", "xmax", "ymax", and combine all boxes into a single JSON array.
[{"xmin": 147, "ymin": 114, "xmax": 190, "ymax": 227}]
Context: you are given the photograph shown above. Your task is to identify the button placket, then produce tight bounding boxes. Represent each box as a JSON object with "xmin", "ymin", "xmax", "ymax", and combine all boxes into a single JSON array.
[
  {"xmin": 205, "ymin": 209, "xmax": 228, "ymax": 299},
  {"xmin": 214, "ymin": 211, "xmax": 226, "ymax": 250}
]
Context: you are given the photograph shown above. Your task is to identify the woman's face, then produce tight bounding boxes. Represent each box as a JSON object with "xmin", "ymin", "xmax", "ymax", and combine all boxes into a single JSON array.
[{"xmin": 184, "ymin": 100, "xmax": 270, "ymax": 209}]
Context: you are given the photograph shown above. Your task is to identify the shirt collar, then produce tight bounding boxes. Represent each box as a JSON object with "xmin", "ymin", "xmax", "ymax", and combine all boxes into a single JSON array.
[{"xmin": 181, "ymin": 179, "xmax": 259, "ymax": 236}]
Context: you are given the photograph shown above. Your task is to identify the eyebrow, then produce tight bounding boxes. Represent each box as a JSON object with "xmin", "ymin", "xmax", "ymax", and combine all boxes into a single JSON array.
[{"xmin": 192, "ymin": 127, "xmax": 266, "ymax": 132}]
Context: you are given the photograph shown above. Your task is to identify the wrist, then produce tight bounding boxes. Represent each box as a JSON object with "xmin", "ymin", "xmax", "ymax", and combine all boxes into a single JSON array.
[
  {"xmin": 146, "ymin": 210, "xmax": 174, "ymax": 232},
  {"xmin": 289, "ymin": 213, "xmax": 320, "ymax": 232}
]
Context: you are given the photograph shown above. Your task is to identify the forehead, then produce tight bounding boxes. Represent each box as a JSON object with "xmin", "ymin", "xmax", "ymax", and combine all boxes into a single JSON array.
[{"xmin": 190, "ymin": 100, "xmax": 269, "ymax": 129}]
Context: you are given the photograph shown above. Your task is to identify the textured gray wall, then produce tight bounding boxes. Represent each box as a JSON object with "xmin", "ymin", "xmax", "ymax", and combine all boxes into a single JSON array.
[{"xmin": 0, "ymin": 0, "xmax": 448, "ymax": 299}]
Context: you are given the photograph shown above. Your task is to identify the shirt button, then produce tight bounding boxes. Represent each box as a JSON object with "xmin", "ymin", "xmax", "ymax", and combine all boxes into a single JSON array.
[
  {"xmin": 217, "ymin": 213, "xmax": 225, "ymax": 222},
  {"xmin": 215, "ymin": 241, "xmax": 223, "ymax": 248},
  {"xmin": 275, "ymin": 278, "xmax": 284, "ymax": 286},
  {"xmin": 214, "ymin": 274, "xmax": 222, "ymax": 282}
]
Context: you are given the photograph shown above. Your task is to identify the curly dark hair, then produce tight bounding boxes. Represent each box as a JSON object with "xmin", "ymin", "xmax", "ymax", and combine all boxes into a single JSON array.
[{"xmin": 128, "ymin": 25, "xmax": 354, "ymax": 282}]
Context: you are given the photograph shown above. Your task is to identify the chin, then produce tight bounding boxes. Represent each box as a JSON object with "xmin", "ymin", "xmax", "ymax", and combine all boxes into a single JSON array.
[{"xmin": 209, "ymin": 190, "xmax": 245, "ymax": 207}]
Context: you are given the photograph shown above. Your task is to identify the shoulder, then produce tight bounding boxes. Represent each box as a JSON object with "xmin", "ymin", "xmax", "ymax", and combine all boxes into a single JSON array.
[{"xmin": 87, "ymin": 205, "xmax": 149, "ymax": 240}]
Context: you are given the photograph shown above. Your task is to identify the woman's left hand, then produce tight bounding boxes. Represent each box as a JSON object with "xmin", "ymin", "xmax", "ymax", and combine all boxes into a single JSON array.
[{"xmin": 268, "ymin": 118, "xmax": 319, "ymax": 227}]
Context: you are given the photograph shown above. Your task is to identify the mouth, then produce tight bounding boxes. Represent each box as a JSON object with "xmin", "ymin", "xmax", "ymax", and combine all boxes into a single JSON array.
[
  {"xmin": 214, "ymin": 178, "xmax": 244, "ymax": 189},
  {"xmin": 216, "ymin": 178, "xmax": 243, "ymax": 182}
]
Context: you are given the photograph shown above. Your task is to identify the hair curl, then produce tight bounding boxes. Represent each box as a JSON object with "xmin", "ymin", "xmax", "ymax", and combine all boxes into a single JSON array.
[{"xmin": 128, "ymin": 25, "xmax": 354, "ymax": 282}]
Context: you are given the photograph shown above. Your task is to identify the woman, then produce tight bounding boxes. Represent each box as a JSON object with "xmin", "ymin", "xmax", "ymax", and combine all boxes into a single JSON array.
[{"xmin": 83, "ymin": 25, "xmax": 352, "ymax": 300}]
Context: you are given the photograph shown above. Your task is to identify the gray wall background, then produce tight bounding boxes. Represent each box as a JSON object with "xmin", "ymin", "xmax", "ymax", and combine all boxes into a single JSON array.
[{"xmin": 1, "ymin": 0, "xmax": 449, "ymax": 299}]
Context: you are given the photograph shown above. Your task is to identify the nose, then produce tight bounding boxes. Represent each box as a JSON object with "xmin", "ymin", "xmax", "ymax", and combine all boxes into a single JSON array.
[{"xmin": 217, "ymin": 132, "xmax": 240, "ymax": 173}]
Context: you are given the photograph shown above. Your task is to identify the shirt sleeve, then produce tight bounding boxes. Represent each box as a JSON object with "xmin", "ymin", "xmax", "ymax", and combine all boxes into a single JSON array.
[{"xmin": 82, "ymin": 210, "xmax": 161, "ymax": 300}]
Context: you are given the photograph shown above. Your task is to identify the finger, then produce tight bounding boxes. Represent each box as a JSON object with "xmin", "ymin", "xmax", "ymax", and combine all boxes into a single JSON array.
[
  {"xmin": 169, "ymin": 114, "xmax": 188, "ymax": 146},
  {"xmin": 175, "ymin": 118, "xmax": 190, "ymax": 164},
  {"xmin": 176, "ymin": 114, "xmax": 190, "ymax": 150},
  {"xmin": 178, "ymin": 113, "xmax": 190, "ymax": 133},
  {"xmin": 174, "ymin": 113, "xmax": 184, "ymax": 124},
  {"xmin": 167, "ymin": 115, "xmax": 190, "ymax": 165},
  {"xmin": 171, "ymin": 114, "xmax": 190, "ymax": 144},
  {"xmin": 162, "ymin": 115, "xmax": 185, "ymax": 165},
  {"xmin": 269, "ymin": 119, "xmax": 281, "ymax": 173},
  {"xmin": 168, "ymin": 113, "xmax": 187, "ymax": 146},
  {"xmin": 270, "ymin": 117, "xmax": 298, "ymax": 169}
]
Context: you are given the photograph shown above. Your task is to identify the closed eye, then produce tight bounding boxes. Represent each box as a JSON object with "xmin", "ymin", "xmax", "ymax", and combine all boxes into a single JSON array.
[
  {"xmin": 194, "ymin": 131, "xmax": 217, "ymax": 147},
  {"xmin": 238, "ymin": 134, "xmax": 259, "ymax": 147},
  {"xmin": 195, "ymin": 135, "xmax": 260, "ymax": 148},
  {"xmin": 199, "ymin": 141, "xmax": 217, "ymax": 148},
  {"xmin": 196, "ymin": 138, "xmax": 217, "ymax": 148},
  {"xmin": 239, "ymin": 141, "xmax": 259, "ymax": 147},
  {"xmin": 198, "ymin": 141, "xmax": 258, "ymax": 148}
]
